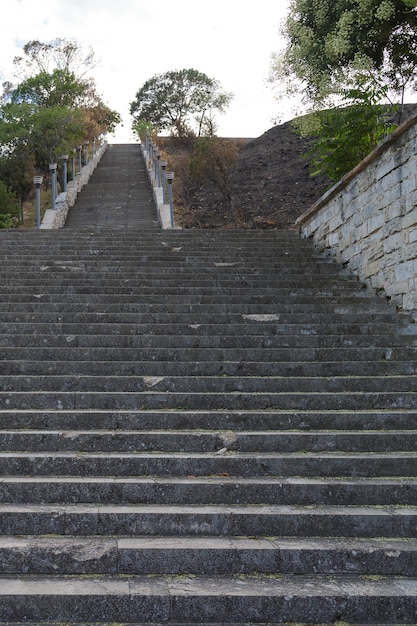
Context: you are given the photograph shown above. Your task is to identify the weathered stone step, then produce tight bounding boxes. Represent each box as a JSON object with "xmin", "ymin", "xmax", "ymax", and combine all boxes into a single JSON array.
[
  {"xmin": 1, "ymin": 347, "xmax": 414, "ymax": 365},
  {"xmin": 0, "ymin": 325, "xmax": 408, "ymax": 345},
  {"xmin": 0, "ymin": 451, "xmax": 416, "ymax": 477},
  {"xmin": 0, "ymin": 573, "xmax": 416, "ymax": 624},
  {"xmin": 0, "ymin": 503, "xmax": 415, "ymax": 537},
  {"xmin": 0, "ymin": 536, "xmax": 416, "ymax": 576},
  {"xmin": 2, "ymin": 428, "xmax": 417, "ymax": 453},
  {"xmin": 1, "ymin": 375, "xmax": 415, "ymax": 394},
  {"xmin": 0, "ymin": 282, "xmax": 375, "ymax": 296},
  {"xmin": 0, "ymin": 311, "xmax": 398, "ymax": 325},
  {"xmin": 0, "ymin": 390, "xmax": 415, "ymax": 411},
  {"xmin": 3, "ymin": 359, "xmax": 414, "ymax": 377},
  {"xmin": 0, "ymin": 269, "xmax": 368, "ymax": 281},
  {"xmin": 0, "ymin": 300, "xmax": 387, "ymax": 314},
  {"xmin": 0, "ymin": 286, "xmax": 378, "ymax": 303},
  {"xmin": 0, "ymin": 409, "xmax": 414, "ymax": 431},
  {"xmin": 0, "ymin": 622, "xmax": 398, "ymax": 626},
  {"xmin": 0, "ymin": 250, "xmax": 357, "ymax": 263},
  {"xmin": 0, "ymin": 284, "xmax": 374, "ymax": 298},
  {"xmin": 2, "ymin": 476, "xmax": 416, "ymax": 506}
]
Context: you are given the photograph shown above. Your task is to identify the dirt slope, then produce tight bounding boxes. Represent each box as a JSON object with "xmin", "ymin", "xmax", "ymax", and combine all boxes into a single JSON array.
[
  {"xmin": 171, "ymin": 105, "xmax": 417, "ymax": 230},
  {"xmin": 174, "ymin": 121, "xmax": 331, "ymax": 229}
]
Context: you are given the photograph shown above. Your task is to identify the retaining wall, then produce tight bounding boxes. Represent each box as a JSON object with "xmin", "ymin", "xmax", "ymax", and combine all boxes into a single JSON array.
[
  {"xmin": 40, "ymin": 142, "xmax": 107, "ymax": 229},
  {"xmin": 296, "ymin": 111, "xmax": 417, "ymax": 313}
]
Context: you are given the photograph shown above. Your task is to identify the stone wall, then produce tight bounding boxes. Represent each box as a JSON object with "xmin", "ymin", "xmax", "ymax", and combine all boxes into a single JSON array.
[
  {"xmin": 296, "ymin": 112, "xmax": 417, "ymax": 313},
  {"xmin": 40, "ymin": 142, "xmax": 107, "ymax": 229}
]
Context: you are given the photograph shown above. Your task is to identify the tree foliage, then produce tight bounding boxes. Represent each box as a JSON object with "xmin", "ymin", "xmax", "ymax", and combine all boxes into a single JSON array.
[
  {"xmin": 280, "ymin": 0, "xmax": 417, "ymax": 106},
  {"xmin": 0, "ymin": 181, "xmax": 21, "ymax": 227},
  {"xmin": 130, "ymin": 69, "xmax": 233, "ymax": 137},
  {"xmin": 0, "ymin": 39, "xmax": 121, "ymax": 218},
  {"xmin": 273, "ymin": 0, "xmax": 417, "ymax": 183},
  {"xmin": 296, "ymin": 103, "xmax": 396, "ymax": 182}
]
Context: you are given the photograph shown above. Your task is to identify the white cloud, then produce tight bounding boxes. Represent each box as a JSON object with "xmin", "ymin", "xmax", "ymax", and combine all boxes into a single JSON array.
[{"xmin": 2, "ymin": 0, "xmax": 292, "ymax": 142}]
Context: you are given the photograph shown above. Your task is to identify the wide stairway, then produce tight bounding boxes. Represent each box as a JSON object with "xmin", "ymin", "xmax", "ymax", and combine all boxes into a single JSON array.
[{"xmin": 0, "ymin": 144, "xmax": 417, "ymax": 624}]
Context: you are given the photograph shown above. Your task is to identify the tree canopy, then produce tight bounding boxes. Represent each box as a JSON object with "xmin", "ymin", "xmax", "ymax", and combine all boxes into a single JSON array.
[
  {"xmin": 278, "ymin": 0, "xmax": 417, "ymax": 106},
  {"xmin": 12, "ymin": 38, "xmax": 97, "ymax": 80},
  {"xmin": 130, "ymin": 68, "xmax": 233, "ymax": 137},
  {"xmin": 271, "ymin": 0, "xmax": 417, "ymax": 183},
  {"xmin": 0, "ymin": 38, "xmax": 120, "ymax": 214}
]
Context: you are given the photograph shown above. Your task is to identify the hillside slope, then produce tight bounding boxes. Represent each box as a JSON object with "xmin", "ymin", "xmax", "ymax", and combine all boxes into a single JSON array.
[
  {"xmin": 176, "ymin": 120, "xmax": 331, "ymax": 229},
  {"xmin": 172, "ymin": 105, "xmax": 417, "ymax": 229}
]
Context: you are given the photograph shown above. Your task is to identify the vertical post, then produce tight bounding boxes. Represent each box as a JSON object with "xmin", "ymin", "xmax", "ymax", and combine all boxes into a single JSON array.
[
  {"xmin": 156, "ymin": 150, "xmax": 161, "ymax": 187},
  {"xmin": 62, "ymin": 155, "xmax": 69, "ymax": 192},
  {"xmin": 33, "ymin": 176, "xmax": 43, "ymax": 229},
  {"xmin": 78, "ymin": 145, "xmax": 83, "ymax": 172},
  {"xmin": 85, "ymin": 141, "xmax": 90, "ymax": 164},
  {"xmin": 166, "ymin": 171, "xmax": 175, "ymax": 227},
  {"xmin": 148, "ymin": 141, "xmax": 154, "ymax": 173},
  {"xmin": 153, "ymin": 145, "xmax": 158, "ymax": 181},
  {"xmin": 92, "ymin": 138, "xmax": 96, "ymax": 159},
  {"xmin": 72, "ymin": 148, "xmax": 76, "ymax": 181},
  {"xmin": 49, "ymin": 163, "xmax": 57, "ymax": 210},
  {"xmin": 160, "ymin": 160, "xmax": 167, "ymax": 204}
]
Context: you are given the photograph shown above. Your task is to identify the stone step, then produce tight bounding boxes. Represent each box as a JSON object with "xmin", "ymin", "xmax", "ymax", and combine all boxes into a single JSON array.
[
  {"xmin": 0, "ymin": 325, "xmax": 408, "ymax": 344},
  {"xmin": 0, "ymin": 300, "xmax": 388, "ymax": 313},
  {"xmin": 2, "ymin": 476, "xmax": 416, "ymax": 506},
  {"xmin": 0, "ymin": 503, "xmax": 415, "ymax": 537},
  {"xmin": 0, "ymin": 375, "xmax": 415, "ymax": 394},
  {"xmin": 0, "ymin": 409, "xmax": 413, "ymax": 430},
  {"xmin": 0, "ymin": 390, "xmax": 415, "ymax": 411},
  {"xmin": 2, "ymin": 359, "xmax": 414, "ymax": 376},
  {"xmin": 1, "ymin": 428, "xmax": 417, "ymax": 453},
  {"xmin": 0, "ymin": 536, "xmax": 416, "ymax": 576},
  {"xmin": 0, "ymin": 285, "xmax": 378, "ymax": 298},
  {"xmin": 0, "ymin": 311, "xmax": 398, "ymax": 325},
  {"xmin": 0, "ymin": 282, "xmax": 374, "ymax": 296},
  {"xmin": 0, "ymin": 451, "xmax": 416, "ymax": 477},
  {"xmin": 0, "ymin": 573, "xmax": 415, "ymax": 624}
]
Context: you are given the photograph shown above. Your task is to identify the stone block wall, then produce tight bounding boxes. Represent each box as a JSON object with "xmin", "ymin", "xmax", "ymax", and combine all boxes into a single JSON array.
[
  {"xmin": 40, "ymin": 142, "xmax": 107, "ymax": 229},
  {"xmin": 296, "ymin": 112, "xmax": 417, "ymax": 312}
]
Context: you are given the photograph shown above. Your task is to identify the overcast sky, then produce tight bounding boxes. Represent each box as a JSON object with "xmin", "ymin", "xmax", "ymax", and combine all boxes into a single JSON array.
[{"xmin": 1, "ymin": 0, "xmax": 292, "ymax": 142}]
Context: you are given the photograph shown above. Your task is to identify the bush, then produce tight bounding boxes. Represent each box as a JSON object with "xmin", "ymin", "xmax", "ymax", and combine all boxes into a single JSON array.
[{"xmin": 0, "ymin": 181, "xmax": 21, "ymax": 227}]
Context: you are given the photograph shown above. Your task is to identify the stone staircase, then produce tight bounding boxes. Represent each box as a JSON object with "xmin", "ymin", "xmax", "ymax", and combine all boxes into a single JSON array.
[
  {"xmin": 64, "ymin": 143, "xmax": 159, "ymax": 229},
  {"xmin": 0, "ymin": 144, "xmax": 416, "ymax": 624}
]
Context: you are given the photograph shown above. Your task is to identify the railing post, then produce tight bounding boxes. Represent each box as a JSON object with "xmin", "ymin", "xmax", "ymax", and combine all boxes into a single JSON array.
[
  {"xmin": 160, "ymin": 160, "xmax": 167, "ymax": 204},
  {"xmin": 62, "ymin": 154, "xmax": 69, "ymax": 192},
  {"xmin": 33, "ymin": 176, "xmax": 43, "ymax": 229},
  {"xmin": 166, "ymin": 171, "xmax": 175, "ymax": 227},
  {"xmin": 156, "ymin": 150, "xmax": 161, "ymax": 187},
  {"xmin": 49, "ymin": 163, "xmax": 57, "ymax": 210},
  {"xmin": 78, "ymin": 145, "xmax": 82, "ymax": 172}
]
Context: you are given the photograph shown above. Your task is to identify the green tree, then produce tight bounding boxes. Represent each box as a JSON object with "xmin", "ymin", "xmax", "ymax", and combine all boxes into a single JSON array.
[
  {"xmin": 130, "ymin": 68, "xmax": 233, "ymax": 137},
  {"xmin": 272, "ymin": 0, "xmax": 417, "ymax": 182},
  {"xmin": 0, "ymin": 145, "xmax": 35, "ymax": 219},
  {"xmin": 296, "ymin": 101, "xmax": 396, "ymax": 182},
  {"xmin": 0, "ymin": 181, "xmax": 21, "ymax": 227},
  {"xmin": 279, "ymin": 0, "xmax": 417, "ymax": 107},
  {"xmin": 0, "ymin": 39, "xmax": 120, "ymax": 212}
]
